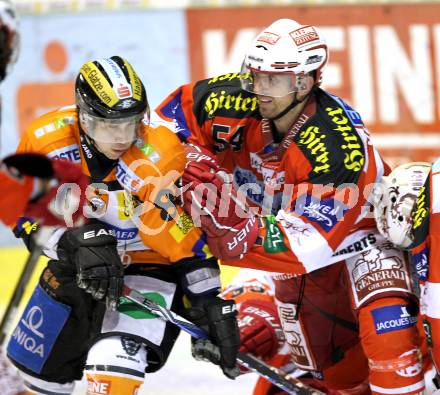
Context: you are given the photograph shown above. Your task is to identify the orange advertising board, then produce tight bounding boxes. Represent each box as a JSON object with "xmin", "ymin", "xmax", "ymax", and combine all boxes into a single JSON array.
[{"xmin": 187, "ymin": 4, "xmax": 440, "ymax": 165}]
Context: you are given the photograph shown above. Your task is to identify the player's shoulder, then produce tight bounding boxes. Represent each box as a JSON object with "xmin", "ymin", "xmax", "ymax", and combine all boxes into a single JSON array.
[
  {"xmin": 119, "ymin": 121, "xmax": 185, "ymax": 192},
  {"xmin": 314, "ymin": 88, "xmax": 366, "ymax": 131},
  {"xmin": 191, "ymin": 72, "xmax": 259, "ymax": 120},
  {"xmin": 141, "ymin": 120, "xmax": 184, "ymax": 162},
  {"xmin": 22, "ymin": 105, "xmax": 79, "ymax": 149},
  {"xmin": 293, "ymin": 89, "xmax": 368, "ymax": 185}
]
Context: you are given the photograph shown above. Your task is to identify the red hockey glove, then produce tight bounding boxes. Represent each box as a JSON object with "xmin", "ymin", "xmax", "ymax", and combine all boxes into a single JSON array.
[
  {"xmin": 182, "ymin": 151, "xmax": 259, "ymax": 261},
  {"xmin": 184, "ymin": 144, "xmax": 219, "ymax": 172},
  {"xmin": 238, "ymin": 299, "xmax": 284, "ymax": 361},
  {"xmin": 4, "ymin": 154, "xmax": 88, "ymax": 227}
]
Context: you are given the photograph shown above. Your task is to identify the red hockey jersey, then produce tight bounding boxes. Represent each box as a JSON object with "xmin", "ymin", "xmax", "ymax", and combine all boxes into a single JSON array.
[
  {"xmin": 156, "ymin": 73, "xmax": 389, "ymax": 274},
  {"xmin": 411, "ymin": 157, "xmax": 440, "ymax": 371},
  {"xmin": 0, "ymin": 166, "xmax": 33, "ymax": 225}
]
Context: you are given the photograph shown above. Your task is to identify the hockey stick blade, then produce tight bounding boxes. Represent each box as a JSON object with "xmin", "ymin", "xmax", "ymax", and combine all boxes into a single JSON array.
[{"xmin": 122, "ymin": 285, "xmax": 323, "ymax": 395}]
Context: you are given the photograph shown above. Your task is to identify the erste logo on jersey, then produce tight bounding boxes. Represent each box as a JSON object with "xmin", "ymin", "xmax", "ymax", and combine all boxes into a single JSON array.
[
  {"xmin": 263, "ymin": 215, "xmax": 288, "ymax": 253},
  {"xmin": 47, "ymin": 144, "xmax": 81, "ymax": 163},
  {"xmin": 116, "ymin": 161, "xmax": 143, "ymax": 192}
]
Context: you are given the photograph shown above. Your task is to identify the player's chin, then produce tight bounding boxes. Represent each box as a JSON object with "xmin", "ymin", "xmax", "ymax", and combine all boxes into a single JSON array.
[
  {"xmin": 258, "ymin": 107, "xmax": 274, "ymax": 119},
  {"xmin": 106, "ymin": 147, "xmax": 129, "ymax": 159}
]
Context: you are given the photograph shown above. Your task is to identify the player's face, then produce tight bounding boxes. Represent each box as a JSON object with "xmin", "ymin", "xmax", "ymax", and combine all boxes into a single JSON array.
[
  {"xmin": 256, "ymin": 73, "xmax": 315, "ymax": 119},
  {"xmin": 94, "ymin": 138, "xmax": 132, "ymax": 159},
  {"xmin": 89, "ymin": 120, "xmax": 138, "ymax": 159},
  {"xmin": 256, "ymin": 92, "xmax": 296, "ymax": 119}
]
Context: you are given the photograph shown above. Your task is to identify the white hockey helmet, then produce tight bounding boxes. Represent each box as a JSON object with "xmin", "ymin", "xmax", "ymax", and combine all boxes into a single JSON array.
[
  {"xmin": 240, "ymin": 18, "xmax": 328, "ymax": 97},
  {"xmin": 372, "ymin": 162, "xmax": 431, "ymax": 248},
  {"xmin": 0, "ymin": 0, "xmax": 19, "ymax": 82}
]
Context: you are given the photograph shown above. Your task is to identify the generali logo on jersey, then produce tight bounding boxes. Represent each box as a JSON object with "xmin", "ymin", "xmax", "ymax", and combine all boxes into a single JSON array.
[
  {"xmin": 347, "ymin": 244, "xmax": 411, "ymax": 306},
  {"xmin": 186, "ymin": 4, "xmax": 440, "ymax": 164}
]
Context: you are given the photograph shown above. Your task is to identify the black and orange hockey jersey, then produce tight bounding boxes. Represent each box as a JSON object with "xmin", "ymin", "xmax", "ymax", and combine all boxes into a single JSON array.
[{"xmin": 17, "ymin": 105, "xmax": 210, "ymax": 264}]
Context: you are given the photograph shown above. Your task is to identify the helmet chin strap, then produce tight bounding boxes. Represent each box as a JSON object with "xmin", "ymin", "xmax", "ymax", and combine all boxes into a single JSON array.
[{"xmin": 82, "ymin": 129, "xmax": 99, "ymax": 150}]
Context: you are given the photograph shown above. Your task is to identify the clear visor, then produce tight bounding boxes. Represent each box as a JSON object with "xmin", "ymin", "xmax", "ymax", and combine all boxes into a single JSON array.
[
  {"xmin": 240, "ymin": 63, "xmax": 302, "ymax": 98},
  {"xmin": 79, "ymin": 111, "xmax": 145, "ymax": 144}
]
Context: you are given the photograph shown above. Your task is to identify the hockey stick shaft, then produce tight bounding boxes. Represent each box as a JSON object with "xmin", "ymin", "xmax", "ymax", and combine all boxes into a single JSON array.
[
  {"xmin": 122, "ymin": 285, "xmax": 323, "ymax": 395},
  {"xmin": 0, "ymin": 227, "xmax": 53, "ymax": 346}
]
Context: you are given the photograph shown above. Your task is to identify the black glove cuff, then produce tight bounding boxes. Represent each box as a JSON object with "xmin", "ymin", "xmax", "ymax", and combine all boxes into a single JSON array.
[
  {"xmin": 206, "ymin": 298, "xmax": 238, "ymax": 322},
  {"xmin": 58, "ymin": 222, "xmax": 116, "ymax": 254}
]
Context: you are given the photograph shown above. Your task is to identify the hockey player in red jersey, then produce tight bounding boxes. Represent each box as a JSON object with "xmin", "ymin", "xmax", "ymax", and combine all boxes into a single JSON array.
[
  {"xmin": 372, "ymin": 162, "xmax": 440, "ymax": 387},
  {"xmin": 158, "ymin": 18, "xmax": 428, "ymax": 394}
]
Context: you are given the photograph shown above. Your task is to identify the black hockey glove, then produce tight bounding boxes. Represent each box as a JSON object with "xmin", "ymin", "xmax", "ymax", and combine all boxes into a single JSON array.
[
  {"xmin": 57, "ymin": 223, "xmax": 124, "ymax": 310},
  {"xmin": 185, "ymin": 297, "xmax": 240, "ymax": 379}
]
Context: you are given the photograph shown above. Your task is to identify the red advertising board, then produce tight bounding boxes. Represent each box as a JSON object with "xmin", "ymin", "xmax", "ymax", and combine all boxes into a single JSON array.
[{"xmin": 187, "ymin": 4, "xmax": 440, "ymax": 165}]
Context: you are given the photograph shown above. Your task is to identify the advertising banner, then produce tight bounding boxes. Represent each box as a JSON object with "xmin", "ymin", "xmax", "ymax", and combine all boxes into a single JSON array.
[
  {"xmin": 187, "ymin": 4, "xmax": 440, "ymax": 165},
  {"xmin": 1, "ymin": 10, "xmax": 188, "ymax": 156}
]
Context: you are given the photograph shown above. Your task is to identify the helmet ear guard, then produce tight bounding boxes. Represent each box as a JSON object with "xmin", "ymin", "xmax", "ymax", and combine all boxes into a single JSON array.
[{"xmin": 372, "ymin": 162, "xmax": 431, "ymax": 248}]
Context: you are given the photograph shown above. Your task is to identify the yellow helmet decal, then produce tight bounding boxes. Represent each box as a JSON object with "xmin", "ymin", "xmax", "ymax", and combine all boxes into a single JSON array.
[
  {"xmin": 80, "ymin": 61, "xmax": 119, "ymax": 108},
  {"xmin": 123, "ymin": 59, "xmax": 142, "ymax": 101}
]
